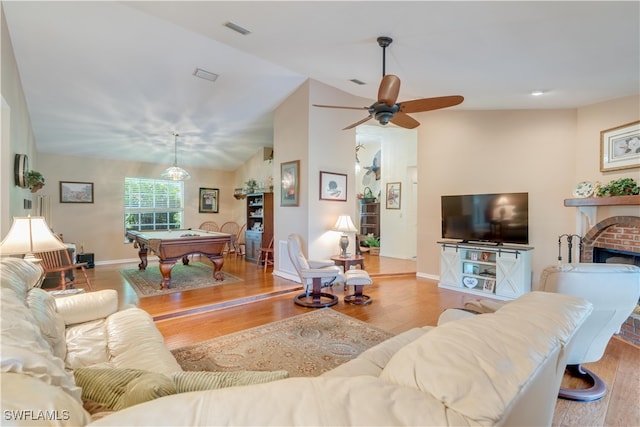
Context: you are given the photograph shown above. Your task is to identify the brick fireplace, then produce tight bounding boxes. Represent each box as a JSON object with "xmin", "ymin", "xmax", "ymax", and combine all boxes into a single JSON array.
[
  {"xmin": 581, "ymin": 216, "xmax": 640, "ymax": 264},
  {"xmin": 581, "ymin": 215, "xmax": 640, "ymax": 346}
]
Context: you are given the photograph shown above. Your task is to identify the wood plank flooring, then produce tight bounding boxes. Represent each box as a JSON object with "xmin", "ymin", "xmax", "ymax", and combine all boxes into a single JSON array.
[{"xmin": 79, "ymin": 253, "xmax": 639, "ymax": 427}]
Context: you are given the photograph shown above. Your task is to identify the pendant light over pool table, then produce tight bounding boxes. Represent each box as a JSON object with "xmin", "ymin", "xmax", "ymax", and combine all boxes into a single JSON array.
[{"xmin": 161, "ymin": 132, "xmax": 191, "ymax": 181}]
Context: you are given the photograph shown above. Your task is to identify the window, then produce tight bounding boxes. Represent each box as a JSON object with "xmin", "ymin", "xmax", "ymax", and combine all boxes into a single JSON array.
[{"xmin": 124, "ymin": 178, "xmax": 184, "ymax": 232}]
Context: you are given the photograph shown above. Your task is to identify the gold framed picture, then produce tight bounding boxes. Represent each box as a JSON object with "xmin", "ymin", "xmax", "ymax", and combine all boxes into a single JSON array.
[{"xmin": 600, "ymin": 120, "xmax": 640, "ymax": 172}]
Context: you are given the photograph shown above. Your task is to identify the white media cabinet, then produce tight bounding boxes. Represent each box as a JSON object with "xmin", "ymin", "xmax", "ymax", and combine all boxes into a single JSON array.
[{"xmin": 438, "ymin": 241, "xmax": 534, "ymax": 300}]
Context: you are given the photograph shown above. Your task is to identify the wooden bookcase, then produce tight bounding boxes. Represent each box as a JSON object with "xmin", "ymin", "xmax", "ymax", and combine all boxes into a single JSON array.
[
  {"xmin": 245, "ymin": 192, "xmax": 273, "ymax": 262},
  {"xmin": 359, "ymin": 202, "xmax": 380, "ymax": 237}
]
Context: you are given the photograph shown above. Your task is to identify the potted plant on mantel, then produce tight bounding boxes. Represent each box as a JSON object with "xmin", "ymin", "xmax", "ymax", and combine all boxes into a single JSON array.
[
  {"xmin": 596, "ymin": 177, "xmax": 639, "ymax": 197},
  {"xmin": 26, "ymin": 170, "xmax": 45, "ymax": 193}
]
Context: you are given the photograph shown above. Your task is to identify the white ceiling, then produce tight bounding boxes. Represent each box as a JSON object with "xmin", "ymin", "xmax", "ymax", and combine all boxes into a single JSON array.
[{"xmin": 3, "ymin": 1, "xmax": 639, "ymax": 171}]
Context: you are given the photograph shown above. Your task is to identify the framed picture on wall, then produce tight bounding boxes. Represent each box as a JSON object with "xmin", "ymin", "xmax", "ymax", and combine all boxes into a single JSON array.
[
  {"xmin": 386, "ymin": 182, "xmax": 401, "ymax": 209},
  {"xmin": 319, "ymin": 171, "xmax": 347, "ymax": 201},
  {"xmin": 600, "ymin": 120, "xmax": 640, "ymax": 171},
  {"xmin": 281, "ymin": 160, "xmax": 300, "ymax": 206},
  {"xmin": 60, "ymin": 181, "xmax": 93, "ymax": 203},
  {"xmin": 199, "ymin": 188, "xmax": 219, "ymax": 213}
]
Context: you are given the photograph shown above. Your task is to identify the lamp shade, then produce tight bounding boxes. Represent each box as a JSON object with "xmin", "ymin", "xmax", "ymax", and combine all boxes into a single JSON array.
[
  {"xmin": 333, "ymin": 215, "xmax": 357, "ymax": 233},
  {"xmin": 0, "ymin": 216, "xmax": 66, "ymax": 257}
]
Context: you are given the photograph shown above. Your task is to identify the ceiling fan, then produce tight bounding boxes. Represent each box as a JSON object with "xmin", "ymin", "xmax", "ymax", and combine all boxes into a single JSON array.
[{"xmin": 313, "ymin": 37, "xmax": 464, "ymax": 130}]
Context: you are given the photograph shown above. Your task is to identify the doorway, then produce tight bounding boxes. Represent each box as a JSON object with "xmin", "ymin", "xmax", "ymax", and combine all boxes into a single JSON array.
[{"xmin": 355, "ymin": 125, "xmax": 417, "ymax": 259}]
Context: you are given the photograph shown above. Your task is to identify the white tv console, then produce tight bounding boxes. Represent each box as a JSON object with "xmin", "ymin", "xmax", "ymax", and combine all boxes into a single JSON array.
[{"xmin": 438, "ymin": 241, "xmax": 534, "ymax": 300}]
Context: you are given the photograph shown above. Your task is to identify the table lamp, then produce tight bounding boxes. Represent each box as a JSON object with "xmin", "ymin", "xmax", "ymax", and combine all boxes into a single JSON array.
[
  {"xmin": 333, "ymin": 215, "xmax": 357, "ymax": 257},
  {"xmin": 0, "ymin": 216, "xmax": 66, "ymax": 262}
]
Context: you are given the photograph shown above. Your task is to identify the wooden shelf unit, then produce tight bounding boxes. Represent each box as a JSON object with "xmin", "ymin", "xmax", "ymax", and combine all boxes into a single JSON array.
[
  {"xmin": 359, "ymin": 202, "xmax": 380, "ymax": 237},
  {"xmin": 245, "ymin": 192, "xmax": 273, "ymax": 262}
]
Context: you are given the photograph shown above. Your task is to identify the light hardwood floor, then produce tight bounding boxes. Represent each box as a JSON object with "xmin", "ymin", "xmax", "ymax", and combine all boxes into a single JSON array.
[{"xmin": 75, "ymin": 253, "xmax": 639, "ymax": 427}]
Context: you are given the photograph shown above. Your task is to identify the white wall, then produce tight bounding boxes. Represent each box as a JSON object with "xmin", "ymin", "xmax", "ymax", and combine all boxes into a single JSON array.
[
  {"xmin": 416, "ymin": 97, "xmax": 640, "ymax": 285},
  {"xmin": 1, "ymin": 6, "xmax": 38, "ymax": 235},
  {"xmin": 574, "ymin": 95, "xmax": 640, "ymax": 228},
  {"xmin": 36, "ymin": 153, "xmax": 238, "ymax": 263},
  {"xmin": 355, "ymin": 125, "xmax": 418, "ymax": 259},
  {"xmin": 417, "ymin": 109, "xmax": 578, "ymax": 282},
  {"xmin": 379, "ymin": 127, "xmax": 418, "ymax": 259}
]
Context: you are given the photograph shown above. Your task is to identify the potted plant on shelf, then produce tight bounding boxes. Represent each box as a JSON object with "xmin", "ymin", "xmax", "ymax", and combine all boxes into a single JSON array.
[
  {"xmin": 244, "ymin": 179, "xmax": 258, "ymax": 194},
  {"xmin": 596, "ymin": 177, "xmax": 639, "ymax": 197},
  {"xmin": 26, "ymin": 170, "xmax": 45, "ymax": 193},
  {"xmin": 363, "ymin": 235, "xmax": 380, "ymax": 256}
]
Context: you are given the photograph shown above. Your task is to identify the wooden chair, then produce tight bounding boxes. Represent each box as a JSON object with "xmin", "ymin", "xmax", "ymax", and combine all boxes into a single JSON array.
[
  {"xmin": 256, "ymin": 235, "xmax": 274, "ymax": 272},
  {"xmin": 198, "ymin": 221, "xmax": 220, "ymax": 232},
  {"xmin": 235, "ymin": 223, "xmax": 247, "ymax": 258},
  {"xmin": 35, "ymin": 249, "xmax": 93, "ymax": 291},
  {"xmin": 220, "ymin": 221, "xmax": 240, "ymax": 256}
]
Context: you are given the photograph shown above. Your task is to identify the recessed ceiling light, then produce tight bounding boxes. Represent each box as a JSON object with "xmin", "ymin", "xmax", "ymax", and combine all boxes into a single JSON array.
[
  {"xmin": 224, "ymin": 21, "xmax": 251, "ymax": 35},
  {"xmin": 530, "ymin": 90, "xmax": 546, "ymax": 97},
  {"xmin": 193, "ymin": 68, "xmax": 219, "ymax": 82},
  {"xmin": 350, "ymin": 79, "xmax": 366, "ymax": 85}
]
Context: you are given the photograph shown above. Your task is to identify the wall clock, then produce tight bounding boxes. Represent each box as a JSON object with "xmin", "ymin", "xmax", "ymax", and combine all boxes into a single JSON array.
[{"xmin": 14, "ymin": 154, "xmax": 28, "ymax": 188}]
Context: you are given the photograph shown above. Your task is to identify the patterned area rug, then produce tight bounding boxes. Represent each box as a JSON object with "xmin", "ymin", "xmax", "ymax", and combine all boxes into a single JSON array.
[
  {"xmin": 172, "ymin": 309, "xmax": 394, "ymax": 377},
  {"xmin": 120, "ymin": 262, "xmax": 242, "ymax": 298}
]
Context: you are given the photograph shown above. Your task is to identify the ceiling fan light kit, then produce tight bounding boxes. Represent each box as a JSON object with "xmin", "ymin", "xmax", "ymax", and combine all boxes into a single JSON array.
[
  {"xmin": 313, "ymin": 36, "xmax": 464, "ymax": 130},
  {"xmin": 161, "ymin": 132, "xmax": 191, "ymax": 181}
]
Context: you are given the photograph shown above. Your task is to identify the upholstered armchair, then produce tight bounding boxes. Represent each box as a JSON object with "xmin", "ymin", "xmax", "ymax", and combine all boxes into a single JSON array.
[
  {"xmin": 464, "ymin": 263, "xmax": 640, "ymax": 401},
  {"xmin": 287, "ymin": 233, "xmax": 345, "ymax": 308}
]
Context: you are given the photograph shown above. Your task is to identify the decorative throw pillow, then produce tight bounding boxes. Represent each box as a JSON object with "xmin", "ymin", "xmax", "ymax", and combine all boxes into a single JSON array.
[
  {"xmin": 171, "ymin": 370, "xmax": 289, "ymax": 393},
  {"xmin": 74, "ymin": 368, "xmax": 175, "ymax": 410}
]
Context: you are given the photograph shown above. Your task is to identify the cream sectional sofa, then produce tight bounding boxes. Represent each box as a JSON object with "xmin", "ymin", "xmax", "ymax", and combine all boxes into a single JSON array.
[
  {"xmin": 1, "ymin": 257, "xmax": 593, "ymax": 426},
  {"xmin": 1, "ymin": 257, "xmax": 182, "ymax": 426}
]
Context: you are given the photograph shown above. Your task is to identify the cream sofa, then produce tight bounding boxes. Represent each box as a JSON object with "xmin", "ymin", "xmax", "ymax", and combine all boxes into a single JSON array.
[
  {"xmin": 1, "ymin": 257, "xmax": 593, "ymax": 426},
  {"xmin": 1, "ymin": 257, "xmax": 182, "ymax": 426}
]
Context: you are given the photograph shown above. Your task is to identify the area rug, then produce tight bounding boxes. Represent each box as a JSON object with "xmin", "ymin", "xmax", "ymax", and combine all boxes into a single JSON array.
[
  {"xmin": 120, "ymin": 262, "xmax": 242, "ymax": 298},
  {"xmin": 171, "ymin": 309, "xmax": 394, "ymax": 377}
]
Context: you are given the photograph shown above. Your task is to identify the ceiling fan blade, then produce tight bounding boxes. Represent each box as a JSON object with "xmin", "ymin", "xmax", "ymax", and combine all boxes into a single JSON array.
[
  {"xmin": 398, "ymin": 95, "xmax": 464, "ymax": 114},
  {"xmin": 390, "ymin": 112, "xmax": 420, "ymax": 129},
  {"xmin": 312, "ymin": 104, "xmax": 368, "ymax": 111},
  {"xmin": 378, "ymin": 74, "xmax": 401, "ymax": 106},
  {"xmin": 343, "ymin": 115, "xmax": 373, "ymax": 130}
]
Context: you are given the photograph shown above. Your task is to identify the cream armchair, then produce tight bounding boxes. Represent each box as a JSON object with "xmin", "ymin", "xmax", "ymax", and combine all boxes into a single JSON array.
[
  {"xmin": 464, "ymin": 263, "xmax": 640, "ymax": 402},
  {"xmin": 537, "ymin": 263, "xmax": 640, "ymax": 401},
  {"xmin": 287, "ymin": 234, "xmax": 345, "ymax": 308}
]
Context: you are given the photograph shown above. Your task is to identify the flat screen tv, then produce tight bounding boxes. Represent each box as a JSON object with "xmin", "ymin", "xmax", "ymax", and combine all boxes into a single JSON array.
[{"xmin": 441, "ymin": 192, "xmax": 529, "ymax": 245}]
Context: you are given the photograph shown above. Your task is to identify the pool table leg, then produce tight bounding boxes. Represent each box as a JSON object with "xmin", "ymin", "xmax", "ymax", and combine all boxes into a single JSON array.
[
  {"xmin": 158, "ymin": 261, "xmax": 176, "ymax": 289},
  {"xmin": 207, "ymin": 256, "xmax": 225, "ymax": 281},
  {"xmin": 137, "ymin": 247, "xmax": 148, "ymax": 270}
]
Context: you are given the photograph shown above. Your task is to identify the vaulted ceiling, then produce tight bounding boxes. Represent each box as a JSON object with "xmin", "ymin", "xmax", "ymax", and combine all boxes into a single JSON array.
[{"xmin": 3, "ymin": 1, "xmax": 638, "ymax": 170}]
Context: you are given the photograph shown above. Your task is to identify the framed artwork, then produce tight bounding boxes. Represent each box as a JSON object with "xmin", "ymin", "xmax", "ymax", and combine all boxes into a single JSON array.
[
  {"xmin": 386, "ymin": 182, "xmax": 401, "ymax": 209},
  {"xmin": 199, "ymin": 188, "xmax": 219, "ymax": 213},
  {"xmin": 60, "ymin": 181, "xmax": 93, "ymax": 203},
  {"xmin": 600, "ymin": 120, "xmax": 640, "ymax": 172},
  {"xmin": 281, "ymin": 160, "xmax": 300, "ymax": 206},
  {"xmin": 319, "ymin": 171, "xmax": 347, "ymax": 201},
  {"xmin": 483, "ymin": 279, "xmax": 496, "ymax": 294}
]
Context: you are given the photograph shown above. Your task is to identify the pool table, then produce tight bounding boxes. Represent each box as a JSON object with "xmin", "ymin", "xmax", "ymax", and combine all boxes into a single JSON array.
[{"xmin": 125, "ymin": 229, "xmax": 233, "ymax": 289}]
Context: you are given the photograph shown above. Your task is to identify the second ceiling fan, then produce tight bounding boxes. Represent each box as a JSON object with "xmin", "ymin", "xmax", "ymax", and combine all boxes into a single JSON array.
[{"xmin": 314, "ymin": 37, "xmax": 464, "ymax": 130}]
